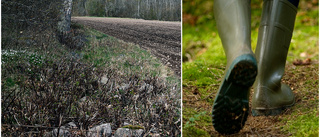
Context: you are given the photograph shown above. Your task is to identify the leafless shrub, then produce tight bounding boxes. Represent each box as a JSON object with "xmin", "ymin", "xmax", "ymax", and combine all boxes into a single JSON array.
[
  {"xmin": 1, "ymin": 0, "xmax": 75, "ymax": 50},
  {"xmin": 2, "ymin": 56, "xmax": 101, "ymax": 136},
  {"xmin": 2, "ymin": 0, "xmax": 62, "ymax": 32},
  {"xmin": 2, "ymin": 51, "xmax": 180, "ymax": 136}
]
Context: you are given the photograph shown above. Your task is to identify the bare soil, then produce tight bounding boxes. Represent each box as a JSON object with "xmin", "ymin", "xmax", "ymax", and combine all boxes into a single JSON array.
[{"xmin": 72, "ymin": 17, "xmax": 181, "ymax": 76}]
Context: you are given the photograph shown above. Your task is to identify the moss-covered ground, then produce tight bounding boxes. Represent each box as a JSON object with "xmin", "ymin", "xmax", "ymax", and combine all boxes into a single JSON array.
[{"xmin": 182, "ymin": 0, "xmax": 318, "ymax": 136}]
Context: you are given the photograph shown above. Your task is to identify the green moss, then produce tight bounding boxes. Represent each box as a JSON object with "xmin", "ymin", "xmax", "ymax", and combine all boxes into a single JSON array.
[
  {"xmin": 183, "ymin": 0, "xmax": 318, "ymax": 136},
  {"xmin": 282, "ymin": 108, "xmax": 319, "ymax": 136},
  {"xmin": 183, "ymin": 126, "xmax": 210, "ymax": 137},
  {"xmin": 183, "ymin": 61, "xmax": 223, "ymax": 87},
  {"xmin": 5, "ymin": 78, "xmax": 15, "ymax": 87}
]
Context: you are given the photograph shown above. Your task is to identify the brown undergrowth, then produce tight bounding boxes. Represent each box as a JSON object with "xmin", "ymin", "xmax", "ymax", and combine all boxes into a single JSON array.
[{"xmin": 2, "ymin": 23, "xmax": 181, "ymax": 136}]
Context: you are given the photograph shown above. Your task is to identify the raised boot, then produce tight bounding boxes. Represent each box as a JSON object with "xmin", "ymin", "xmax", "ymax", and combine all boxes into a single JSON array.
[
  {"xmin": 252, "ymin": 0, "xmax": 299, "ymax": 116},
  {"xmin": 212, "ymin": 0, "xmax": 257, "ymax": 134}
]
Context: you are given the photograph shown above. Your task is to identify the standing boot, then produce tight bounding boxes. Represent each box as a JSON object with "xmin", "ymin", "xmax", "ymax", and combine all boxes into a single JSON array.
[
  {"xmin": 212, "ymin": 0, "xmax": 257, "ymax": 134},
  {"xmin": 252, "ymin": 0, "xmax": 299, "ymax": 116}
]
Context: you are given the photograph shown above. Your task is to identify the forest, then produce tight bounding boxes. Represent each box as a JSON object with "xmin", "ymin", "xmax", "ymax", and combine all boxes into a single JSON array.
[{"xmin": 73, "ymin": 0, "xmax": 181, "ymax": 21}]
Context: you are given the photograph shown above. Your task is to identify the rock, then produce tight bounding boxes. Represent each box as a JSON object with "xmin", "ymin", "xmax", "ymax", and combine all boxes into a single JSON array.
[
  {"xmin": 79, "ymin": 96, "xmax": 87, "ymax": 102},
  {"xmin": 101, "ymin": 75, "xmax": 109, "ymax": 84},
  {"xmin": 45, "ymin": 126, "xmax": 70, "ymax": 137},
  {"xmin": 87, "ymin": 123, "xmax": 112, "ymax": 137},
  {"xmin": 151, "ymin": 133, "xmax": 161, "ymax": 137},
  {"xmin": 120, "ymin": 84, "xmax": 130, "ymax": 91},
  {"xmin": 123, "ymin": 122, "xmax": 130, "ymax": 126},
  {"xmin": 66, "ymin": 122, "xmax": 77, "ymax": 129},
  {"xmin": 53, "ymin": 127, "xmax": 70, "ymax": 137},
  {"xmin": 114, "ymin": 128, "xmax": 144, "ymax": 137}
]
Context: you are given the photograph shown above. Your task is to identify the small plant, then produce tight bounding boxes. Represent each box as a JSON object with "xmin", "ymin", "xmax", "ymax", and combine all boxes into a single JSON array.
[{"xmin": 184, "ymin": 111, "xmax": 206, "ymax": 129}]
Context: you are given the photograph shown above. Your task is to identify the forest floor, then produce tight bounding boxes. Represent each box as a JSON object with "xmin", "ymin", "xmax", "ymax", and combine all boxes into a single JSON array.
[
  {"xmin": 72, "ymin": 17, "xmax": 181, "ymax": 76},
  {"xmin": 182, "ymin": 0, "xmax": 318, "ymax": 136}
]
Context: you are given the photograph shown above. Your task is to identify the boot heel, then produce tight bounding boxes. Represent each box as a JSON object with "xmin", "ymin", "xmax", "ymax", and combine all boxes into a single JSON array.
[
  {"xmin": 252, "ymin": 106, "xmax": 291, "ymax": 116},
  {"xmin": 212, "ymin": 54, "xmax": 257, "ymax": 134},
  {"xmin": 230, "ymin": 61, "xmax": 257, "ymax": 87}
]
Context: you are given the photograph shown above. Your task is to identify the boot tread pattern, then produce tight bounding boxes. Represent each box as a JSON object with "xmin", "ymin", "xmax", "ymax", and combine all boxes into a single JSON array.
[{"xmin": 212, "ymin": 60, "xmax": 257, "ymax": 135}]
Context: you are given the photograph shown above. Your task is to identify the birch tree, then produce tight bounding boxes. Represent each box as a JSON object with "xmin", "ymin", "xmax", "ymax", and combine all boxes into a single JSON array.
[{"xmin": 58, "ymin": 0, "xmax": 73, "ymax": 34}]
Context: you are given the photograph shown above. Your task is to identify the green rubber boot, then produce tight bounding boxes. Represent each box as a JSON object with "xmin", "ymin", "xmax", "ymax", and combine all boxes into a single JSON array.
[
  {"xmin": 252, "ymin": 0, "xmax": 298, "ymax": 116},
  {"xmin": 212, "ymin": 0, "xmax": 257, "ymax": 134}
]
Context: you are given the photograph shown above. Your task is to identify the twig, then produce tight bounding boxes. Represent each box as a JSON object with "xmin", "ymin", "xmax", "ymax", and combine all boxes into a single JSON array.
[
  {"xmin": 198, "ymin": 91, "xmax": 216, "ymax": 101},
  {"xmin": 13, "ymin": 115, "xmax": 21, "ymax": 126},
  {"xmin": 184, "ymin": 90, "xmax": 217, "ymax": 103},
  {"xmin": 2, "ymin": 124, "xmax": 57, "ymax": 129}
]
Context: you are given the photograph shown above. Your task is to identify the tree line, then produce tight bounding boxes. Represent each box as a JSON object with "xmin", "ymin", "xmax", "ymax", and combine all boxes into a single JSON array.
[
  {"xmin": 72, "ymin": 0, "xmax": 181, "ymax": 21},
  {"xmin": 2, "ymin": 0, "xmax": 180, "ymax": 40}
]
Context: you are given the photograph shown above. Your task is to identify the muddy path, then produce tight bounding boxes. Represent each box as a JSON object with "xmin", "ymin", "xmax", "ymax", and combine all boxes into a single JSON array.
[{"xmin": 72, "ymin": 17, "xmax": 181, "ymax": 76}]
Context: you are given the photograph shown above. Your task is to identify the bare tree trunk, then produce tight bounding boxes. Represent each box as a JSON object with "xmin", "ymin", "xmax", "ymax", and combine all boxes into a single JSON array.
[
  {"xmin": 137, "ymin": 0, "xmax": 140, "ymax": 18},
  {"xmin": 58, "ymin": 0, "xmax": 73, "ymax": 34}
]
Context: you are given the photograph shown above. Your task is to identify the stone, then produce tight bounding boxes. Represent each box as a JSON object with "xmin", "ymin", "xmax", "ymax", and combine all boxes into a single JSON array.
[
  {"xmin": 120, "ymin": 84, "xmax": 130, "ymax": 91},
  {"xmin": 87, "ymin": 123, "xmax": 112, "ymax": 137},
  {"xmin": 123, "ymin": 122, "xmax": 130, "ymax": 126},
  {"xmin": 66, "ymin": 122, "xmax": 77, "ymax": 129},
  {"xmin": 49, "ymin": 126, "xmax": 70, "ymax": 137},
  {"xmin": 114, "ymin": 128, "xmax": 144, "ymax": 137},
  {"xmin": 101, "ymin": 75, "xmax": 109, "ymax": 84},
  {"xmin": 151, "ymin": 133, "xmax": 161, "ymax": 137}
]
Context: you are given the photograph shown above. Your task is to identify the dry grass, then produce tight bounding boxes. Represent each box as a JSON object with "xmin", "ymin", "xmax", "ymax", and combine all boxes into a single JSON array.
[{"xmin": 2, "ymin": 23, "xmax": 181, "ymax": 136}]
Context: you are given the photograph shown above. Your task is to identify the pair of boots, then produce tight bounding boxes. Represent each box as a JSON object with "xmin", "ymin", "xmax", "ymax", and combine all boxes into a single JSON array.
[{"xmin": 211, "ymin": 0, "xmax": 299, "ymax": 134}]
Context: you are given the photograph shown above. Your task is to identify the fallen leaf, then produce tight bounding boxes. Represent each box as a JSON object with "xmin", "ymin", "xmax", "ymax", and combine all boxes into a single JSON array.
[
  {"xmin": 299, "ymin": 52, "xmax": 308, "ymax": 58},
  {"xmin": 293, "ymin": 58, "xmax": 312, "ymax": 66}
]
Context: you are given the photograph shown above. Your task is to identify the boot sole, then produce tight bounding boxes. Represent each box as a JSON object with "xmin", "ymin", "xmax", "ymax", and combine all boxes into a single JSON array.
[
  {"xmin": 251, "ymin": 102, "xmax": 295, "ymax": 116},
  {"xmin": 212, "ymin": 54, "xmax": 257, "ymax": 135}
]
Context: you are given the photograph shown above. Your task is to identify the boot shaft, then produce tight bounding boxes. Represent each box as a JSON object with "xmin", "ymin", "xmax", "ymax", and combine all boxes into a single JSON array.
[
  {"xmin": 255, "ymin": 0, "xmax": 298, "ymax": 88},
  {"xmin": 214, "ymin": 0, "xmax": 253, "ymax": 68},
  {"xmin": 252, "ymin": 0, "xmax": 298, "ymax": 112}
]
